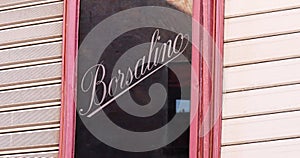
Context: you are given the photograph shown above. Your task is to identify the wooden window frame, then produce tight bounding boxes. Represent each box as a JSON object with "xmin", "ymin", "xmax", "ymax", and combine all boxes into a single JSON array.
[{"xmin": 59, "ymin": 0, "xmax": 224, "ymax": 158}]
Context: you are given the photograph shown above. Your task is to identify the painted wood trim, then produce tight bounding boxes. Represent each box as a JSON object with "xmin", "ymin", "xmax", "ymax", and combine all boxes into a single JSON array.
[
  {"xmin": 59, "ymin": 0, "xmax": 79, "ymax": 158},
  {"xmin": 190, "ymin": 0, "xmax": 224, "ymax": 158},
  {"xmin": 190, "ymin": 0, "xmax": 201, "ymax": 157}
]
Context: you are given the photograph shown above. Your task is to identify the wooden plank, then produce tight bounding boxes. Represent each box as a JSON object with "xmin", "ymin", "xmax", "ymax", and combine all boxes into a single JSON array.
[
  {"xmin": 0, "ymin": 106, "xmax": 60, "ymax": 129},
  {"xmin": 0, "ymin": 37, "xmax": 61, "ymax": 50},
  {"xmin": 0, "ymin": 129, "xmax": 59, "ymax": 151},
  {"xmin": 225, "ymin": 8, "xmax": 300, "ymax": 42},
  {"xmin": 224, "ymin": 32, "xmax": 300, "ymax": 67},
  {"xmin": 225, "ymin": 0, "xmax": 300, "ymax": 18},
  {"xmin": 221, "ymin": 138, "xmax": 300, "ymax": 158},
  {"xmin": 0, "ymin": 2, "xmax": 63, "ymax": 27},
  {"xmin": 0, "ymin": 0, "xmax": 61, "ymax": 9},
  {"xmin": 222, "ymin": 111, "xmax": 300, "ymax": 145},
  {"xmin": 0, "ymin": 146, "xmax": 58, "ymax": 156},
  {"xmin": 223, "ymin": 84, "xmax": 300, "ymax": 119},
  {"xmin": 0, "ymin": 62, "xmax": 61, "ymax": 88},
  {"xmin": 0, "ymin": 84, "xmax": 61, "ymax": 108},
  {"xmin": 0, "ymin": 0, "xmax": 37, "ymax": 8},
  {"xmin": 0, "ymin": 101, "xmax": 61, "ymax": 113},
  {"xmin": 0, "ymin": 21, "xmax": 62, "ymax": 46},
  {"xmin": 224, "ymin": 58, "xmax": 300, "ymax": 92},
  {"xmin": 0, "ymin": 151, "xmax": 58, "ymax": 158},
  {"xmin": 0, "ymin": 41, "xmax": 62, "ymax": 67}
]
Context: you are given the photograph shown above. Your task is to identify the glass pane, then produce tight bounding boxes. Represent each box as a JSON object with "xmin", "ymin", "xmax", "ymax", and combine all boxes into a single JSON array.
[{"xmin": 75, "ymin": 1, "xmax": 192, "ymax": 157}]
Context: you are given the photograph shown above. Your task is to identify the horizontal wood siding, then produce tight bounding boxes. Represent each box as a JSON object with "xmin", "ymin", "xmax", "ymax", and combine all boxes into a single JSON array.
[
  {"xmin": 0, "ymin": 41, "xmax": 62, "ymax": 67},
  {"xmin": 0, "ymin": 2, "xmax": 63, "ymax": 27},
  {"xmin": 222, "ymin": 138, "xmax": 300, "ymax": 158},
  {"xmin": 0, "ymin": 0, "xmax": 63, "ymax": 156},
  {"xmin": 0, "ymin": 151, "xmax": 58, "ymax": 158},
  {"xmin": 225, "ymin": 0, "xmax": 300, "ymax": 18},
  {"xmin": 223, "ymin": 84, "xmax": 300, "ymax": 119},
  {"xmin": 224, "ymin": 32, "xmax": 300, "ymax": 67},
  {"xmin": 222, "ymin": 1, "xmax": 300, "ymax": 157},
  {"xmin": 225, "ymin": 8, "xmax": 300, "ymax": 42},
  {"xmin": 224, "ymin": 58, "xmax": 300, "ymax": 92}
]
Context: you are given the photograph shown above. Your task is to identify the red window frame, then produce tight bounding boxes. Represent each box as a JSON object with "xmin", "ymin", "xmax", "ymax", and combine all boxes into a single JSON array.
[{"xmin": 59, "ymin": 0, "xmax": 224, "ymax": 158}]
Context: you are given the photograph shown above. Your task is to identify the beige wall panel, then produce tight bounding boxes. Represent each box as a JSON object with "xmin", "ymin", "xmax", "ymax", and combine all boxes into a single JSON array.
[
  {"xmin": 224, "ymin": 58, "xmax": 300, "ymax": 92},
  {"xmin": 0, "ymin": 21, "xmax": 62, "ymax": 46},
  {"xmin": 0, "ymin": 151, "xmax": 58, "ymax": 158},
  {"xmin": 222, "ymin": 111, "xmax": 300, "ymax": 145},
  {"xmin": 0, "ymin": 0, "xmax": 36, "ymax": 7},
  {"xmin": 0, "ymin": 84, "xmax": 60, "ymax": 108},
  {"xmin": 0, "ymin": 2, "xmax": 63, "ymax": 27},
  {"xmin": 225, "ymin": 0, "xmax": 300, "ymax": 18},
  {"xmin": 225, "ymin": 8, "xmax": 300, "ymax": 42},
  {"xmin": 224, "ymin": 32, "xmax": 300, "ymax": 67},
  {"xmin": 0, "ymin": 106, "xmax": 60, "ymax": 129},
  {"xmin": 0, "ymin": 41, "xmax": 62, "ymax": 67},
  {"xmin": 222, "ymin": 138, "xmax": 300, "ymax": 158},
  {"xmin": 223, "ymin": 84, "xmax": 300, "ymax": 118},
  {"xmin": 0, "ymin": 62, "xmax": 61, "ymax": 88},
  {"xmin": 0, "ymin": 0, "xmax": 63, "ymax": 156},
  {"xmin": 0, "ymin": 129, "xmax": 59, "ymax": 151}
]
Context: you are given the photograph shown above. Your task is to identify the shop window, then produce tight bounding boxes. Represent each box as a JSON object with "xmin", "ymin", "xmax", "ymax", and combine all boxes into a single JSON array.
[{"xmin": 60, "ymin": 0, "xmax": 224, "ymax": 158}]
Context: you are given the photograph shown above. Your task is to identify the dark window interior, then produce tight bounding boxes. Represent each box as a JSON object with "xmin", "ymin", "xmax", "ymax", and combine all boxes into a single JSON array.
[{"xmin": 75, "ymin": 1, "xmax": 192, "ymax": 157}]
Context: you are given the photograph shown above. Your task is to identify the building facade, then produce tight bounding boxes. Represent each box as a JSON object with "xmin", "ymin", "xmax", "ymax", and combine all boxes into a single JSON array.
[{"xmin": 0, "ymin": 0, "xmax": 299, "ymax": 157}]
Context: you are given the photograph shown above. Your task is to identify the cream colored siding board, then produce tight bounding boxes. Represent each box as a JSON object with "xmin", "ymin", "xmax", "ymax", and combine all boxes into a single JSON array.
[
  {"xmin": 0, "ymin": 37, "xmax": 62, "ymax": 50},
  {"xmin": 0, "ymin": 102, "xmax": 61, "ymax": 114},
  {"xmin": 224, "ymin": 32, "xmax": 300, "ymax": 67},
  {"xmin": 222, "ymin": 111, "xmax": 300, "ymax": 145},
  {"xmin": 0, "ymin": 0, "xmax": 62, "ymax": 10},
  {"xmin": 0, "ymin": 0, "xmax": 63, "ymax": 156},
  {"xmin": 0, "ymin": 41, "xmax": 62, "ymax": 67},
  {"xmin": 0, "ymin": 62, "xmax": 61, "ymax": 88},
  {"xmin": 0, "ymin": 2, "xmax": 63, "ymax": 27},
  {"xmin": 221, "ymin": 138, "xmax": 300, "ymax": 158},
  {"xmin": 0, "ymin": 106, "xmax": 60, "ymax": 130},
  {"xmin": 0, "ymin": 79, "xmax": 61, "ymax": 92},
  {"xmin": 225, "ymin": 0, "xmax": 300, "ymax": 18},
  {"xmin": 223, "ymin": 0, "xmax": 300, "ymax": 157},
  {"xmin": 0, "ymin": 21, "xmax": 62, "ymax": 46},
  {"xmin": 0, "ymin": 151, "xmax": 58, "ymax": 158},
  {"xmin": 223, "ymin": 84, "xmax": 300, "ymax": 119},
  {"xmin": 224, "ymin": 58, "xmax": 300, "ymax": 92},
  {"xmin": 0, "ymin": 146, "xmax": 58, "ymax": 156},
  {"xmin": 0, "ymin": 84, "xmax": 61, "ymax": 108},
  {"xmin": 0, "ymin": 0, "xmax": 37, "ymax": 8},
  {"xmin": 0, "ymin": 129, "xmax": 59, "ymax": 151},
  {"xmin": 225, "ymin": 8, "xmax": 300, "ymax": 42}
]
